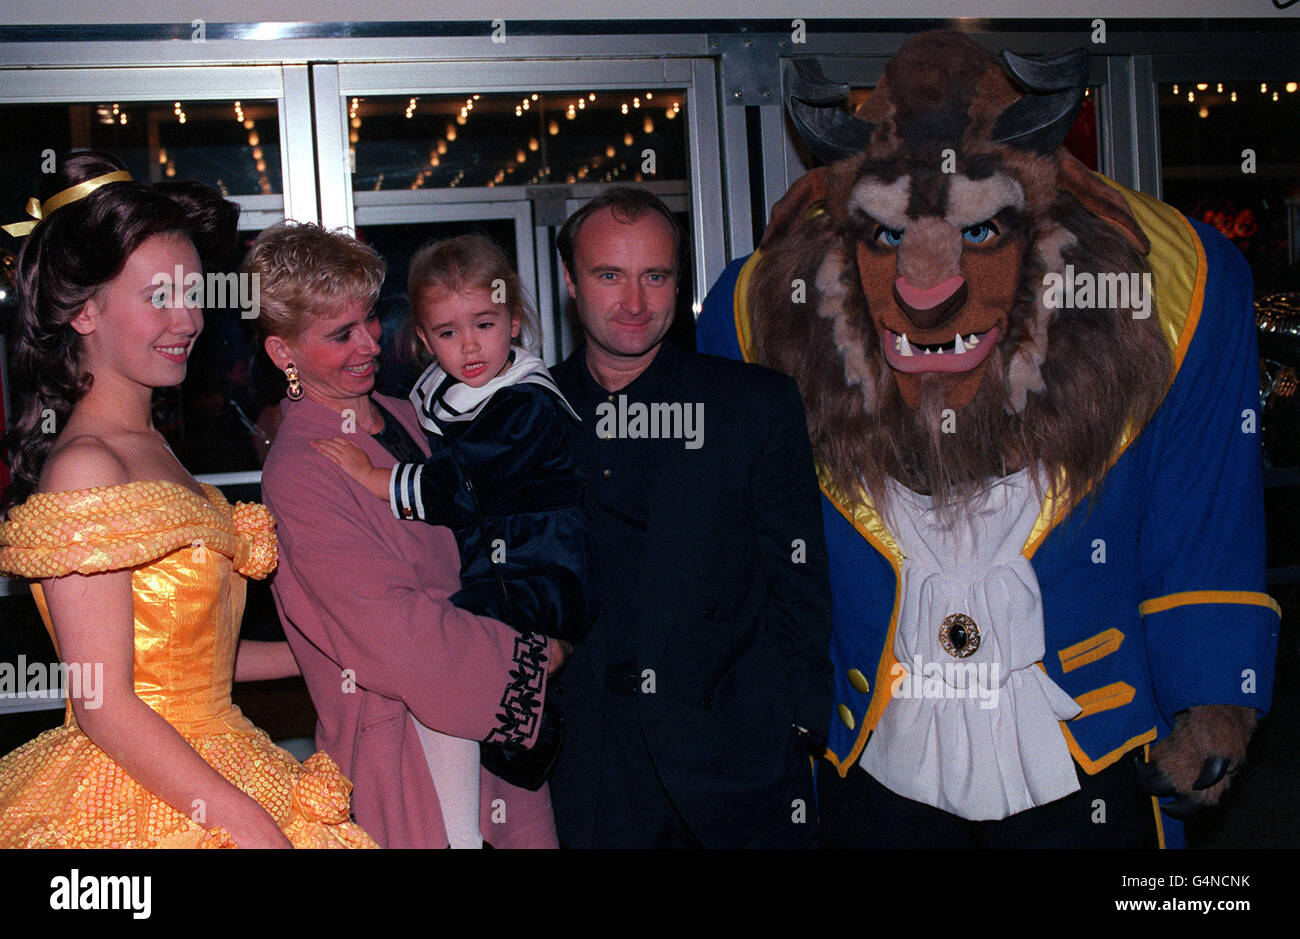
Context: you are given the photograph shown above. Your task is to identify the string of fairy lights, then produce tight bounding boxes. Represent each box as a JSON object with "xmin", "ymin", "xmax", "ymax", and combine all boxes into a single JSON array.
[
  {"xmin": 1169, "ymin": 81, "xmax": 1299, "ymax": 119},
  {"xmin": 97, "ymin": 78, "xmax": 1294, "ymax": 193},
  {"xmin": 230, "ymin": 101, "xmax": 272, "ymax": 195},
  {"xmin": 231, "ymin": 101, "xmax": 272, "ymax": 194},
  {"xmin": 339, "ymin": 90, "xmax": 685, "ymax": 190},
  {"xmin": 93, "ymin": 99, "xmax": 274, "ymax": 193}
]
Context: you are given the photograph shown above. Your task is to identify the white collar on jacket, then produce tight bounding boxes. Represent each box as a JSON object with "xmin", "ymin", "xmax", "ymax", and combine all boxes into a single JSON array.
[{"xmin": 408, "ymin": 347, "xmax": 579, "ymax": 436}]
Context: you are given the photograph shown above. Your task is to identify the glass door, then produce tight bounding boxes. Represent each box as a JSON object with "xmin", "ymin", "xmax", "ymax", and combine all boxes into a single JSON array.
[{"xmin": 313, "ymin": 57, "xmax": 723, "ymax": 381}]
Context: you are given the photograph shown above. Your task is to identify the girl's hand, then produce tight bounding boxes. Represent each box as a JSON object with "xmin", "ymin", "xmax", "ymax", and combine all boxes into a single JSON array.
[
  {"xmin": 312, "ymin": 436, "xmax": 375, "ymax": 477},
  {"xmin": 312, "ymin": 437, "xmax": 390, "ymax": 499}
]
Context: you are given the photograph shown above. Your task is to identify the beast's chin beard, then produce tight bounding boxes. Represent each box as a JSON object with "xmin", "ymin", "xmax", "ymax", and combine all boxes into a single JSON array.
[{"xmin": 871, "ymin": 346, "xmax": 1035, "ymax": 523}]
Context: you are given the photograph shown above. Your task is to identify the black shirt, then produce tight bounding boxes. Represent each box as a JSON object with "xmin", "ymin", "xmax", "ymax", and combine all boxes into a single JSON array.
[{"xmin": 562, "ymin": 344, "xmax": 674, "ymax": 667}]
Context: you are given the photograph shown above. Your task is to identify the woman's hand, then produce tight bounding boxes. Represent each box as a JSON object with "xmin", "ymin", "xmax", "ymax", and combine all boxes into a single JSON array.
[
  {"xmin": 546, "ymin": 638, "xmax": 572, "ymax": 675},
  {"xmin": 234, "ymin": 640, "xmax": 300, "ymax": 682},
  {"xmin": 312, "ymin": 437, "xmax": 390, "ymax": 500},
  {"xmin": 219, "ymin": 802, "xmax": 294, "ymax": 849}
]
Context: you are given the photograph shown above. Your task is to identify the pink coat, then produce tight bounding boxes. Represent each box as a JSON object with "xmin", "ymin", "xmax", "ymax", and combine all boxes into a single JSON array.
[{"xmin": 262, "ymin": 393, "xmax": 558, "ymax": 848}]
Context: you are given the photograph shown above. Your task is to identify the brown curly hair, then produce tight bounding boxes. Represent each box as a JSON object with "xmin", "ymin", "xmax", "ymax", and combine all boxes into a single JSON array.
[{"xmin": 1, "ymin": 150, "xmax": 238, "ymax": 514}]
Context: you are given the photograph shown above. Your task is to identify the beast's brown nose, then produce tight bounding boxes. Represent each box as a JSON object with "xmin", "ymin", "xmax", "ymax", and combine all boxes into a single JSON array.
[{"xmin": 893, "ymin": 280, "xmax": 969, "ymax": 330}]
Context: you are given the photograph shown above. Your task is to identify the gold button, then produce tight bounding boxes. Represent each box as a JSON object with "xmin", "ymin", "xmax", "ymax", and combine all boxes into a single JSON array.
[
  {"xmin": 836, "ymin": 703, "xmax": 855, "ymax": 730},
  {"xmin": 401, "ymin": 507, "xmax": 414, "ymax": 518},
  {"xmin": 607, "ymin": 394, "xmax": 615, "ymax": 403},
  {"xmin": 847, "ymin": 668, "xmax": 870, "ymax": 694},
  {"xmin": 602, "ymin": 469, "xmax": 612, "ymax": 478}
]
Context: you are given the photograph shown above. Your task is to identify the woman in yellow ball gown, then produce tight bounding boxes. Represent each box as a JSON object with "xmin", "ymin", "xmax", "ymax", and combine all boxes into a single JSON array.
[{"xmin": 0, "ymin": 151, "xmax": 376, "ymax": 848}]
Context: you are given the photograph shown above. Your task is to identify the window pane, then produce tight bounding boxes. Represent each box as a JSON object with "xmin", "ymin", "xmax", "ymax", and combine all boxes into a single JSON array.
[
  {"xmin": 0, "ymin": 99, "xmax": 282, "ymax": 212},
  {"xmin": 349, "ymin": 90, "xmax": 687, "ymax": 191},
  {"xmin": 1158, "ymin": 81, "xmax": 1297, "ymax": 294},
  {"xmin": 346, "ymin": 88, "xmax": 694, "ymax": 366},
  {"xmin": 160, "ymin": 230, "xmax": 274, "ymax": 474},
  {"xmin": 1158, "ymin": 81, "xmax": 1300, "ymax": 470}
]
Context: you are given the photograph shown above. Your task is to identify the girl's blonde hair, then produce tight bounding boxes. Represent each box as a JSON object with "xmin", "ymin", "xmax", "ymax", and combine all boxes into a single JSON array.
[{"xmin": 406, "ymin": 235, "xmax": 541, "ymax": 363}]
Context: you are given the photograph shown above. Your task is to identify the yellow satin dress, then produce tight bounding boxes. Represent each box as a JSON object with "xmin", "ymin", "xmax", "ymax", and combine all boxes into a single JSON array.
[{"xmin": 0, "ymin": 481, "xmax": 377, "ymax": 848}]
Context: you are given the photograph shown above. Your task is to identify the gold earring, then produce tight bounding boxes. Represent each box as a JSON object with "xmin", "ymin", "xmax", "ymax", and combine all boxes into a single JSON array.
[{"xmin": 284, "ymin": 362, "xmax": 304, "ymax": 401}]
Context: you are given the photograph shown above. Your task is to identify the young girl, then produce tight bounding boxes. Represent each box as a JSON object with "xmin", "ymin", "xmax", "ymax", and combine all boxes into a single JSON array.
[
  {"xmin": 314, "ymin": 235, "xmax": 597, "ymax": 848},
  {"xmin": 0, "ymin": 151, "xmax": 376, "ymax": 849}
]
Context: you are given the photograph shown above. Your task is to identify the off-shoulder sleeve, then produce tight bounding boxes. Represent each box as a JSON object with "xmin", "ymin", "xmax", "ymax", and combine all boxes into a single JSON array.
[{"xmin": 0, "ymin": 481, "xmax": 276, "ymax": 580}]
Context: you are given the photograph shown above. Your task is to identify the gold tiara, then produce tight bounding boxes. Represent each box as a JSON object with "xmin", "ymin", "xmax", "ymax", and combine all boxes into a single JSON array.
[{"xmin": 2, "ymin": 170, "xmax": 133, "ymax": 238}]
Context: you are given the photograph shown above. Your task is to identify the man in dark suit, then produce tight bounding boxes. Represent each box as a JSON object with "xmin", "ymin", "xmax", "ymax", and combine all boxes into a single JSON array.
[{"xmin": 549, "ymin": 187, "xmax": 833, "ymax": 848}]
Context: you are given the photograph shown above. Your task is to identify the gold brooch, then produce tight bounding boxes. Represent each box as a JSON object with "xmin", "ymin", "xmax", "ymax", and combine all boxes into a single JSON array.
[{"xmin": 938, "ymin": 613, "xmax": 980, "ymax": 658}]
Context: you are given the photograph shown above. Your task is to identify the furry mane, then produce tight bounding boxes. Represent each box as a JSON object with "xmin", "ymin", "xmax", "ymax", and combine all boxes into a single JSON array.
[{"xmin": 749, "ymin": 181, "xmax": 1172, "ymax": 518}]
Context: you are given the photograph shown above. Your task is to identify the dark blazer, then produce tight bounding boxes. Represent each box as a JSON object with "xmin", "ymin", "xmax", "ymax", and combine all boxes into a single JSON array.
[{"xmin": 550, "ymin": 341, "xmax": 833, "ymax": 847}]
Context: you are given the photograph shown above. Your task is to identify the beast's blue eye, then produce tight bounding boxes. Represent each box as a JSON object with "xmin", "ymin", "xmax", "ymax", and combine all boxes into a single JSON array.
[
  {"xmin": 962, "ymin": 221, "xmax": 998, "ymax": 244},
  {"xmin": 874, "ymin": 226, "xmax": 903, "ymax": 247}
]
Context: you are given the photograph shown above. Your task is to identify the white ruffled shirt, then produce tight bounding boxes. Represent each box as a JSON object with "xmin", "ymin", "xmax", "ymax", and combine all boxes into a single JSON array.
[{"xmin": 859, "ymin": 469, "xmax": 1083, "ymax": 821}]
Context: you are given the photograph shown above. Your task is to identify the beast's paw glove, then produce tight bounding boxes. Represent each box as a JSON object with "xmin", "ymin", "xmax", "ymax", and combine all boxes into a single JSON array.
[{"xmin": 1134, "ymin": 704, "xmax": 1257, "ymax": 818}]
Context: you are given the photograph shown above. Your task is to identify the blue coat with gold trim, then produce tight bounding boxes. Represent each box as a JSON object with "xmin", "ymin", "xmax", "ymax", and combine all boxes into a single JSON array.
[{"xmin": 699, "ymin": 180, "xmax": 1281, "ymax": 848}]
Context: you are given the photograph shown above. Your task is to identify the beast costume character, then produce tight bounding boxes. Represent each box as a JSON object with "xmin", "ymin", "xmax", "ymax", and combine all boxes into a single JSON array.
[{"xmin": 699, "ymin": 31, "xmax": 1280, "ymax": 847}]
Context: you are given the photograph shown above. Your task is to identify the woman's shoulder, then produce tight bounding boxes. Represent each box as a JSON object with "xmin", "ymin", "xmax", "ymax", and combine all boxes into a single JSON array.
[
  {"xmin": 39, "ymin": 433, "xmax": 133, "ymax": 493},
  {"xmin": 35, "ymin": 431, "xmax": 219, "ymax": 511},
  {"xmin": 268, "ymin": 394, "xmax": 415, "ymax": 458},
  {"xmin": 372, "ymin": 391, "xmax": 422, "ymax": 438},
  {"xmin": 373, "ymin": 390, "xmax": 416, "ymax": 414},
  {"xmin": 261, "ymin": 398, "xmax": 335, "ymax": 486}
]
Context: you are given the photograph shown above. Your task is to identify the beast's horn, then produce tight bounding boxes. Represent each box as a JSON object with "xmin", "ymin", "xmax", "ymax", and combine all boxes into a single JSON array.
[
  {"xmin": 784, "ymin": 58, "xmax": 877, "ymax": 165},
  {"xmin": 993, "ymin": 48, "xmax": 1090, "ymax": 154}
]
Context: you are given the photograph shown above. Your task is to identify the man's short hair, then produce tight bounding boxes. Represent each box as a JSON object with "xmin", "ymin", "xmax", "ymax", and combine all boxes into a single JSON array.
[{"xmin": 557, "ymin": 187, "xmax": 683, "ymax": 276}]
